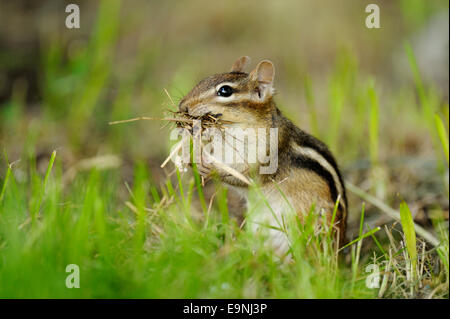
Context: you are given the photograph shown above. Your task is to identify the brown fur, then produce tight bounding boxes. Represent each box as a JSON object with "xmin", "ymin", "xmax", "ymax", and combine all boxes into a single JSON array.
[{"xmin": 178, "ymin": 58, "xmax": 348, "ymax": 247}]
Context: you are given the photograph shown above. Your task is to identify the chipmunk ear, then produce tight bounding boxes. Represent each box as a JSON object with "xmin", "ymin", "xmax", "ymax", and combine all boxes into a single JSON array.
[
  {"xmin": 230, "ymin": 56, "xmax": 251, "ymax": 72},
  {"xmin": 249, "ymin": 60, "xmax": 275, "ymax": 100}
]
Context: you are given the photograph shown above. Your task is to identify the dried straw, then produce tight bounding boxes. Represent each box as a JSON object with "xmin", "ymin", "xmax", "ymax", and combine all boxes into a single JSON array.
[{"xmin": 108, "ymin": 89, "xmax": 248, "ymax": 184}]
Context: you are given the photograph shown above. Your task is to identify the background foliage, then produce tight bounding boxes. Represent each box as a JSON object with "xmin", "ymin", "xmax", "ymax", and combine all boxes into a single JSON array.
[{"xmin": 0, "ymin": 0, "xmax": 448, "ymax": 298}]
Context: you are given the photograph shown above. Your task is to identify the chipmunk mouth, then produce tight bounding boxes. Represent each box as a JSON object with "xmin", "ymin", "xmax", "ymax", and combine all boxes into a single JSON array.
[
  {"xmin": 187, "ymin": 104, "xmax": 224, "ymax": 118},
  {"xmin": 183, "ymin": 104, "xmax": 241, "ymax": 128},
  {"xmin": 174, "ymin": 104, "xmax": 236, "ymax": 134}
]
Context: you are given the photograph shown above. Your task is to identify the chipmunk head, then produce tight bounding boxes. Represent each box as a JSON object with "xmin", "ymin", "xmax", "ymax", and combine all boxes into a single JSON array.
[{"xmin": 178, "ymin": 56, "xmax": 276, "ymax": 127}]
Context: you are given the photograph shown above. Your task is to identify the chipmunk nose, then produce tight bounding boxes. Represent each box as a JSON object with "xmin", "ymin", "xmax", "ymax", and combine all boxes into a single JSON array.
[{"xmin": 178, "ymin": 101, "xmax": 187, "ymax": 113}]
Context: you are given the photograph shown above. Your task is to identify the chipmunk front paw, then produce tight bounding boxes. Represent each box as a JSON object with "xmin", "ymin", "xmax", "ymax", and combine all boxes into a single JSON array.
[{"xmin": 195, "ymin": 159, "xmax": 213, "ymax": 177}]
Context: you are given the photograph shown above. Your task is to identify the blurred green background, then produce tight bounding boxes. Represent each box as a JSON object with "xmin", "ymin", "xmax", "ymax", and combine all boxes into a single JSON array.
[
  {"xmin": 0, "ymin": 0, "xmax": 448, "ymax": 298},
  {"xmin": 1, "ymin": 0, "xmax": 448, "ymax": 226}
]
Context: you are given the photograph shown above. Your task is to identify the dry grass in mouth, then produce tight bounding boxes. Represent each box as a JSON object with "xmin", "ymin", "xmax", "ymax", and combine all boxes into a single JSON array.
[
  {"xmin": 171, "ymin": 110, "xmax": 234, "ymax": 131},
  {"xmin": 108, "ymin": 87, "xmax": 234, "ymax": 152},
  {"xmin": 109, "ymin": 109, "xmax": 250, "ymax": 185},
  {"xmin": 109, "ymin": 89, "xmax": 250, "ymax": 184},
  {"xmin": 108, "ymin": 111, "xmax": 231, "ymax": 131},
  {"xmin": 108, "ymin": 110, "xmax": 232, "ymax": 157}
]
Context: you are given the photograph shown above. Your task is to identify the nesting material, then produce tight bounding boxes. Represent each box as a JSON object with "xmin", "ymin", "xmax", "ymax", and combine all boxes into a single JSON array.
[
  {"xmin": 167, "ymin": 112, "xmax": 251, "ymax": 185},
  {"xmin": 171, "ymin": 111, "xmax": 232, "ymax": 131},
  {"xmin": 109, "ymin": 111, "xmax": 250, "ymax": 185}
]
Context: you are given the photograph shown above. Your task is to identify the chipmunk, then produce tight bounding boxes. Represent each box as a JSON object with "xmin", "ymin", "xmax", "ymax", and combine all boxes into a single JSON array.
[{"xmin": 178, "ymin": 56, "xmax": 347, "ymax": 257}]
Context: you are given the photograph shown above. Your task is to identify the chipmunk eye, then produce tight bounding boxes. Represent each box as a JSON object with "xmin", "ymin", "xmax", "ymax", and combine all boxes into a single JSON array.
[{"xmin": 217, "ymin": 85, "xmax": 233, "ymax": 97}]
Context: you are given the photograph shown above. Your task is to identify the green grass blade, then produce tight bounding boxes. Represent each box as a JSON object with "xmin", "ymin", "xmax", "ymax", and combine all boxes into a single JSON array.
[
  {"xmin": 0, "ymin": 164, "xmax": 11, "ymax": 203},
  {"xmin": 359, "ymin": 202, "xmax": 365, "ymax": 237},
  {"xmin": 399, "ymin": 201, "xmax": 417, "ymax": 281},
  {"xmin": 327, "ymin": 195, "xmax": 340, "ymax": 239},
  {"xmin": 34, "ymin": 150, "xmax": 56, "ymax": 218},
  {"xmin": 368, "ymin": 81, "xmax": 379, "ymax": 166},
  {"xmin": 404, "ymin": 42, "xmax": 426, "ymax": 109},
  {"xmin": 434, "ymin": 113, "xmax": 449, "ymax": 164},
  {"xmin": 340, "ymin": 227, "xmax": 380, "ymax": 251},
  {"xmin": 191, "ymin": 163, "xmax": 208, "ymax": 214}
]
